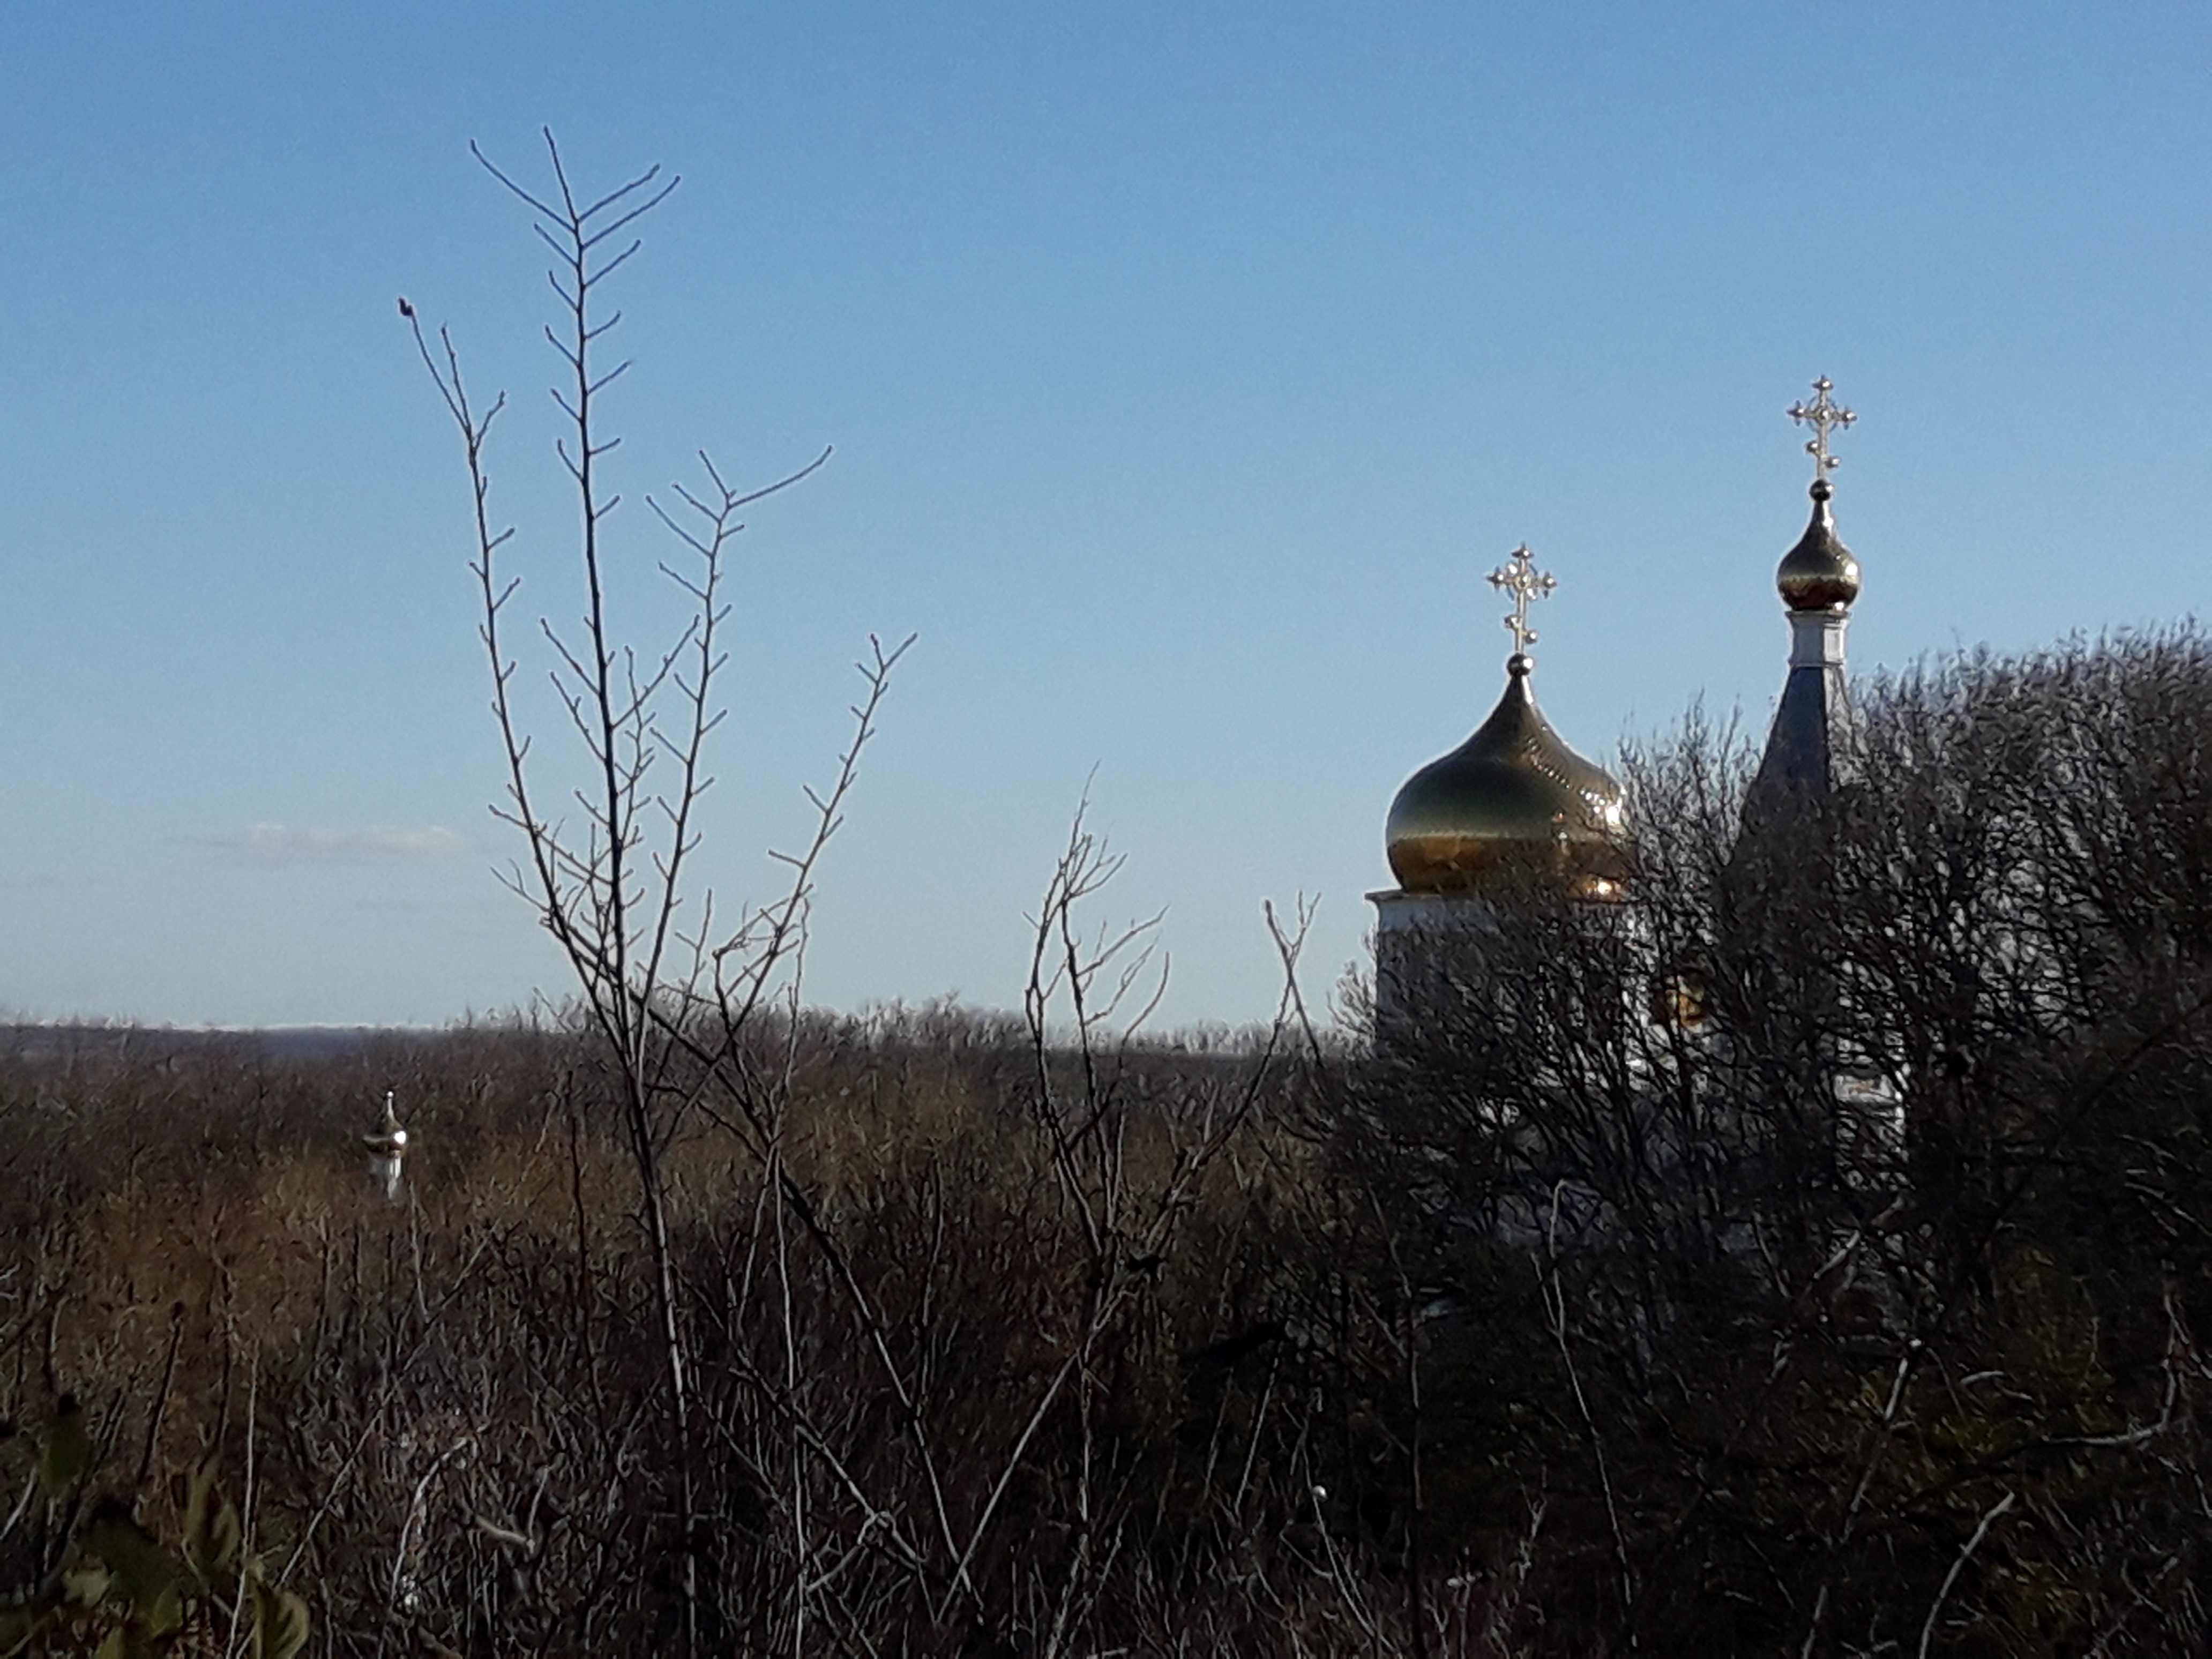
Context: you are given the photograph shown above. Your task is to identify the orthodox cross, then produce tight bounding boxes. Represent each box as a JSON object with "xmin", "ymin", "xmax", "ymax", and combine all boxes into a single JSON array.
[
  {"xmin": 1487, "ymin": 543, "xmax": 1557, "ymax": 656},
  {"xmin": 1788, "ymin": 376, "xmax": 1856, "ymax": 481}
]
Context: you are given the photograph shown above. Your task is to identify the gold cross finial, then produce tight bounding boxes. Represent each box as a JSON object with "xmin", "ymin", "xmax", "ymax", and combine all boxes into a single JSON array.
[
  {"xmin": 1487, "ymin": 543, "xmax": 1557, "ymax": 660},
  {"xmin": 1787, "ymin": 376, "xmax": 1856, "ymax": 483}
]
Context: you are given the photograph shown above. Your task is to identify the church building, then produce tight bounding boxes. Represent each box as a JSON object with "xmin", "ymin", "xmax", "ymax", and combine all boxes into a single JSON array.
[{"xmin": 1370, "ymin": 378, "xmax": 1862, "ymax": 1027}]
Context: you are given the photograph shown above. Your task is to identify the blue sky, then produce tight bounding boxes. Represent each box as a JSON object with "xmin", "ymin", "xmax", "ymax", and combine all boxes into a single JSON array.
[{"xmin": 1, "ymin": 1, "xmax": 2206, "ymax": 1028}]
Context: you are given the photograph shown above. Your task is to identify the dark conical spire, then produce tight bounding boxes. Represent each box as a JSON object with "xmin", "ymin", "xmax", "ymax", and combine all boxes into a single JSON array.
[{"xmin": 1747, "ymin": 381, "xmax": 1860, "ymax": 817}]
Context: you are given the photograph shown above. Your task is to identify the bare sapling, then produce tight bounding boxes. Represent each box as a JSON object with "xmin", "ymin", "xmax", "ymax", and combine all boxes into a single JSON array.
[{"xmin": 406, "ymin": 130, "xmax": 907, "ymax": 1653}]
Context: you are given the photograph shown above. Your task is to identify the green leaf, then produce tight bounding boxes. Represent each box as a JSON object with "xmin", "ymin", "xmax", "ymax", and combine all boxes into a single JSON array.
[
  {"xmin": 81, "ymin": 1503, "xmax": 181, "ymax": 1618},
  {"xmin": 60, "ymin": 1562, "xmax": 111, "ymax": 1608},
  {"xmin": 182, "ymin": 1457, "xmax": 242, "ymax": 1583},
  {"xmin": 36, "ymin": 1398, "xmax": 89, "ymax": 1499},
  {"xmin": 145, "ymin": 1585, "xmax": 184, "ymax": 1639},
  {"xmin": 251, "ymin": 1579, "xmax": 309, "ymax": 1659}
]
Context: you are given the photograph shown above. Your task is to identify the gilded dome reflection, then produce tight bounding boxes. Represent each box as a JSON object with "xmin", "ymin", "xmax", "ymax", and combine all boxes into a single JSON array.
[
  {"xmin": 1385, "ymin": 653, "xmax": 1628, "ymax": 898},
  {"xmin": 1776, "ymin": 478, "xmax": 1860, "ymax": 612}
]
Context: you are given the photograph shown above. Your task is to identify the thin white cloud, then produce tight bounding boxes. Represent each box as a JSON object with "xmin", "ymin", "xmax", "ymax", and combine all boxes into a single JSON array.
[{"xmin": 220, "ymin": 823, "xmax": 469, "ymax": 868}]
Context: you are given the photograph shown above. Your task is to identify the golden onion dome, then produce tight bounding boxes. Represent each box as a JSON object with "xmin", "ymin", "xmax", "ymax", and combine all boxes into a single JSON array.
[
  {"xmin": 1385, "ymin": 652, "xmax": 1628, "ymax": 898},
  {"xmin": 1776, "ymin": 477, "xmax": 1860, "ymax": 612}
]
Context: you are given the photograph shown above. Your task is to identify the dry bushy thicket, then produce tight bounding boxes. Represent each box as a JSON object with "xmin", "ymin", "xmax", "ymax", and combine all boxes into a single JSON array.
[
  {"xmin": 8, "ymin": 632, "xmax": 2212, "ymax": 1657},
  {"xmin": 0, "ymin": 991, "xmax": 1445, "ymax": 1657},
  {"xmin": 3, "ymin": 629, "xmax": 2212, "ymax": 1656}
]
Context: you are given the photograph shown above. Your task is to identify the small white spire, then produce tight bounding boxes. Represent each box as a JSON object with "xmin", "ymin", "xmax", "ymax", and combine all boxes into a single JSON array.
[{"xmin": 365, "ymin": 1088, "xmax": 408, "ymax": 1201}]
